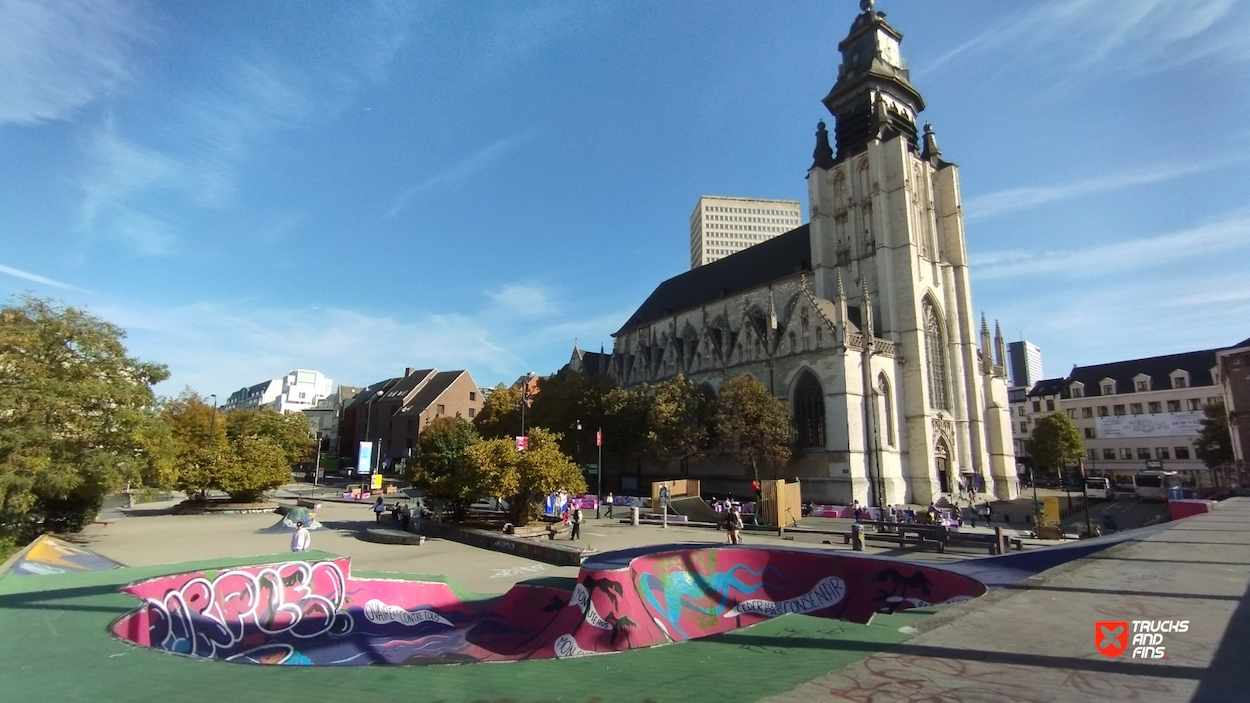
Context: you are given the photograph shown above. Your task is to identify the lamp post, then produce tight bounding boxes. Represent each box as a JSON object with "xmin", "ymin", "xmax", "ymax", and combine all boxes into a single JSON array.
[
  {"xmin": 313, "ymin": 431, "xmax": 322, "ymax": 488},
  {"xmin": 1079, "ymin": 459, "xmax": 1093, "ymax": 537},
  {"xmin": 596, "ymin": 426, "xmax": 603, "ymax": 520},
  {"xmin": 364, "ymin": 389, "xmax": 383, "ymax": 490}
]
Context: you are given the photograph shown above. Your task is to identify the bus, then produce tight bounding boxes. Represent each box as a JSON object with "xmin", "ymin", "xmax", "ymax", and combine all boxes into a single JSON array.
[
  {"xmin": 1084, "ymin": 477, "xmax": 1114, "ymax": 502},
  {"xmin": 1133, "ymin": 470, "xmax": 1179, "ymax": 501}
]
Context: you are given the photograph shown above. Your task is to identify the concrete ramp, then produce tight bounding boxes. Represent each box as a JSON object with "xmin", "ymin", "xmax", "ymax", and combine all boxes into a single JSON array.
[{"xmin": 668, "ymin": 495, "xmax": 723, "ymax": 523}]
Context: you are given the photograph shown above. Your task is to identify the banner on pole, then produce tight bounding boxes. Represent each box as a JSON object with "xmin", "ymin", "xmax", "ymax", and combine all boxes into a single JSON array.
[
  {"xmin": 596, "ymin": 430, "xmax": 602, "ymax": 447},
  {"xmin": 516, "ymin": 436, "xmax": 528, "ymax": 452}
]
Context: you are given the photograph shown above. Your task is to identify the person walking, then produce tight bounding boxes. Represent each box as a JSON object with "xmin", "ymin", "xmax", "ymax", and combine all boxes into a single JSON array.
[
  {"xmin": 981, "ymin": 501, "xmax": 992, "ymax": 525},
  {"xmin": 291, "ymin": 521, "xmax": 310, "ymax": 552},
  {"xmin": 372, "ymin": 497, "xmax": 386, "ymax": 523},
  {"xmin": 399, "ymin": 503, "xmax": 411, "ymax": 531},
  {"xmin": 725, "ymin": 505, "xmax": 744, "ymax": 545},
  {"xmin": 604, "ymin": 492, "xmax": 614, "ymax": 519},
  {"xmin": 570, "ymin": 506, "xmax": 583, "ymax": 540}
]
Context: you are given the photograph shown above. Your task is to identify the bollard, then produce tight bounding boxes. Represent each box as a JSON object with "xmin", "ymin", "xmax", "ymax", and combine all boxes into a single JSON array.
[
  {"xmin": 630, "ymin": 506, "xmax": 640, "ymax": 526},
  {"xmin": 851, "ymin": 523, "xmax": 865, "ymax": 551}
]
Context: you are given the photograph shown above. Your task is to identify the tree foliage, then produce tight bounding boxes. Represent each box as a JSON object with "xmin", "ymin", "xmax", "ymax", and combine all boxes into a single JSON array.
[
  {"xmin": 1027, "ymin": 413, "xmax": 1084, "ymax": 477},
  {"xmin": 0, "ymin": 297, "xmax": 169, "ymax": 543},
  {"xmin": 464, "ymin": 428, "xmax": 584, "ymax": 525},
  {"xmin": 643, "ymin": 375, "xmax": 709, "ymax": 472},
  {"xmin": 408, "ymin": 417, "xmax": 481, "ymax": 519},
  {"xmin": 224, "ymin": 408, "xmax": 315, "ymax": 467},
  {"xmin": 715, "ymin": 375, "xmax": 793, "ymax": 481},
  {"xmin": 1196, "ymin": 399, "xmax": 1234, "ymax": 469},
  {"xmin": 211, "ymin": 435, "xmax": 291, "ymax": 503},
  {"xmin": 473, "ymin": 383, "xmax": 522, "ymax": 440},
  {"xmin": 162, "ymin": 389, "xmax": 227, "ymax": 499}
]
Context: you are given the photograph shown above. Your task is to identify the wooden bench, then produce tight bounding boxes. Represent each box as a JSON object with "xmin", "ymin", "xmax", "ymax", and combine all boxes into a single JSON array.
[
  {"xmin": 546, "ymin": 521, "xmax": 572, "ymax": 540},
  {"xmin": 842, "ymin": 532, "xmax": 946, "ymax": 552}
]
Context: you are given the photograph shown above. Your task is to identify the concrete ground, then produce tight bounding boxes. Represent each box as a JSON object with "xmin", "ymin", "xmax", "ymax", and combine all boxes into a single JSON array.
[{"xmin": 760, "ymin": 498, "xmax": 1250, "ymax": 703}]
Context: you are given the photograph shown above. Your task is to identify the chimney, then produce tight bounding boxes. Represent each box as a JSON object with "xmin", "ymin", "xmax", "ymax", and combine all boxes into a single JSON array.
[{"xmin": 405, "ymin": 367, "xmax": 415, "ymax": 377}]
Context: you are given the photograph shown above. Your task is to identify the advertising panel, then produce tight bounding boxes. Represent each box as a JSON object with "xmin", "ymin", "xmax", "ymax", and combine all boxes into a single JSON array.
[
  {"xmin": 357, "ymin": 441, "xmax": 374, "ymax": 475},
  {"xmin": 1096, "ymin": 411, "xmax": 1203, "ymax": 439}
]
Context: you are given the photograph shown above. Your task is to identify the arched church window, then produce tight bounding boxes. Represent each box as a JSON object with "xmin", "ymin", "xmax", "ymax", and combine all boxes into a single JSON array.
[
  {"xmin": 878, "ymin": 373, "xmax": 895, "ymax": 446},
  {"xmin": 794, "ymin": 371, "xmax": 826, "ymax": 448},
  {"xmin": 923, "ymin": 301, "xmax": 950, "ymax": 410}
]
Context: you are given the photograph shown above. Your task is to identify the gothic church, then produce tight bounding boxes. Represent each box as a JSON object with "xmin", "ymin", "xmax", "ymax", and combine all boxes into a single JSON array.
[{"xmin": 607, "ymin": 2, "xmax": 1019, "ymax": 505}]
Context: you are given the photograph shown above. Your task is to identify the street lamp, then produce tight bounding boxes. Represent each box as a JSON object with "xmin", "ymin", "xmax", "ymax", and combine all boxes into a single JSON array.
[{"xmin": 363, "ymin": 389, "xmax": 383, "ymax": 489}]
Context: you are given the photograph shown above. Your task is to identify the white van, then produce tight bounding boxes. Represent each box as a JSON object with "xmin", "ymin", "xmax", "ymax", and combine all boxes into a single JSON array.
[{"xmin": 1084, "ymin": 477, "xmax": 1114, "ymax": 501}]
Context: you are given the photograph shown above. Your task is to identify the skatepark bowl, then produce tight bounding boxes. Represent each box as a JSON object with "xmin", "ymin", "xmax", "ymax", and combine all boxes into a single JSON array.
[{"xmin": 108, "ymin": 544, "xmax": 987, "ymax": 666}]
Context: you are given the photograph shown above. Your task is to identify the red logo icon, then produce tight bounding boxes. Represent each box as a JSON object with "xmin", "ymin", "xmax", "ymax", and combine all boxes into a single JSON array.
[{"xmin": 1096, "ymin": 621, "xmax": 1129, "ymax": 658}]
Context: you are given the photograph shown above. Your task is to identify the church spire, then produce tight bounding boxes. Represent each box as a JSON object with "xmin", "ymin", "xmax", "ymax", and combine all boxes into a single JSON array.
[
  {"xmin": 823, "ymin": 0, "xmax": 926, "ymax": 162},
  {"xmin": 920, "ymin": 122, "xmax": 941, "ymax": 163},
  {"xmin": 994, "ymin": 321, "xmax": 1007, "ymax": 375},
  {"xmin": 980, "ymin": 314, "xmax": 993, "ymax": 374},
  {"xmin": 811, "ymin": 120, "xmax": 835, "ymax": 170}
]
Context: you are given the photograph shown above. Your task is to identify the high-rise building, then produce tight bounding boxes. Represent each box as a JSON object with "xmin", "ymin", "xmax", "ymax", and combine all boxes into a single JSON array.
[
  {"xmin": 1008, "ymin": 341, "xmax": 1043, "ymax": 389},
  {"xmin": 689, "ymin": 196, "xmax": 802, "ymax": 269}
]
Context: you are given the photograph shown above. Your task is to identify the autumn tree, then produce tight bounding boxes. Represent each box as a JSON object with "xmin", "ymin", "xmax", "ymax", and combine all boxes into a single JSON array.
[
  {"xmin": 644, "ymin": 374, "xmax": 710, "ymax": 475},
  {"xmin": 211, "ymin": 435, "xmax": 291, "ymax": 503},
  {"xmin": 408, "ymin": 417, "xmax": 481, "ymax": 520},
  {"xmin": 474, "ymin": 383, "xmax": 522, "ymax": 440},
  {"xmin": 224, "ymin": 408, "xmax": 315, "ymax": 467},
  {"xmin": 1027, "ymin": 413, "xmax": 1084, "ymax": 485},
  {"xmin": 1196, "ymin": 399, "xmax": 1234, "ymax": 469},
  {"xmin": 715, "ymin": 375, "xmax": 793, "ymax": 481},
  {"xmin": 162, "ymin": 389, "xmax": 227, "ymax": 500},
  {"xmin": 526, "ymin": 371, "xmax": 620, "ymax": 462},
  {"xmin": 464, "ymin": 428, "xmax": 585, "ymax": 525},
  {"xmin": 0, "ymin": 296, "xmax": 170, "ymax": 545}
]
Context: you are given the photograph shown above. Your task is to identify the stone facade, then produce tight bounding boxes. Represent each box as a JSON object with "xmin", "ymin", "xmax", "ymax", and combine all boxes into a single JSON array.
[{"xmin": 607, "ymin": 4, "xmax": 1017, "ymax": 506}]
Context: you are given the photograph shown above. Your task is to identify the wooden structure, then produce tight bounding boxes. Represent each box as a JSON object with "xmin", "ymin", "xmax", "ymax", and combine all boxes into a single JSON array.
[
  {"xmin": 651, "ymin": 479, "xmax": 700, "ymax": 511},
  {"xmin": 759, "ymin": 479, "xmax": 803, "ymax": 527}
]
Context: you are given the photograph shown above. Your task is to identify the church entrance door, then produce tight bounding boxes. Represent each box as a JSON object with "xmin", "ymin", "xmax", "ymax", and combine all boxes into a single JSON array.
[{"xmin": 935, "ymin": 441, "xmax": 951, "ymax": 494}]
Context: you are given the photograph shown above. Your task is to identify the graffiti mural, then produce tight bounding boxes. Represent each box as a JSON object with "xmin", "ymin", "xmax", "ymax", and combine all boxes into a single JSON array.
[
  {"xmin": 110, "ymin": 546, "xmax": 986, "ymax": 666},
  {"xmin": 12, "ymin": 535, "xmax": 121, "ymax": 576}
]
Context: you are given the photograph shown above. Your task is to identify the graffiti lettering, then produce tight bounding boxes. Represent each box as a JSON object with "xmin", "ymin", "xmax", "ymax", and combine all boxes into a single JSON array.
[
  {"xmin": 724, "ymin": 576, "xmax": 846, "ymax": 619},
  {"xmin": 490, "ymin": 565, "xmax": 546, "ymax": 578},
  {"xmin": 568, "ymin": 584, "xmax": 613, "ymax": 630},
  {"xmin": 362, "ymin": 600, "xmax": 452, "ymax": 627},
  {"xmin": 554, "ymin": 634, "xmax": 596, "ymax": 659}
]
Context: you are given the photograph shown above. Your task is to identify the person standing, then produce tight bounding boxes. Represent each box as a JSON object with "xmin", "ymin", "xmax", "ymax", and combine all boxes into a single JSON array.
[
  {"xmin": 291, "ymin": 521, "xmax": 310, "ymax": 552},
  {"xmin": 570, "ymin": 506, "xmax": 583, "ymax": 540},
  {"xmin": 372, "ymin": 497, "xmax": 385, "ymax": 523},
  {"xmin": 604, "ymin": 492, "xmax": 614, "ymax": 519},
  {"xmin": 726, "ymin": 505, "xmax": 744, "ymax": 544},
  {"xmin": 981, "ymin": 501, "xmax": 992, "ymax": 525},
  {"xmin": 399, "ymin": 503, "xmax": 411, "ymax": 531}
]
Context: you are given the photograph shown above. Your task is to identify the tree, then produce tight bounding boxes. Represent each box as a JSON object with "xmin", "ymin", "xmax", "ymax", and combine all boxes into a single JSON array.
[
  {"xmin": 224, "ymin": 408, "xmax": 315, "ymax": 467},
  {"xmin": 464, "ymin": 428, "xmax": 585, "ymax": 525},
  {"xmin": 408, "ymin": 417, "xmax": 480, "ymax": 519},
  {"xmin": 644, "ymin": 375, "xmax": 710, "ymax": 474},
  {"xmin": 211, "ymin": 435, "xmax": 291, "ymax": 503},
  {"xmin": 715, "ymin": 375, "xmax": 793, "ymax": 481},
  {"xmin": 162, "ymin": 389, "xmax": 227, "ymax": 500},
  {"xmin": 1027, "ymin": 413, "xmax": 1084, "ymax": 482},
  {"xmin": 0, "ymin": 296, "xmax": 170, "ymax": 545},
  {"xmin": 1196, "ymin": 399, "xmax": 1234, "ymax": 469},
  {"xmin": 474, "ymin": 383, "xmax": 522, "ymax": 440}
]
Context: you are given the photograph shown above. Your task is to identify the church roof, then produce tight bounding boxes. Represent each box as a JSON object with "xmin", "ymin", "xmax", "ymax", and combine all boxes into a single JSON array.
[{"xmin": 616, "ymin": 225, "xmax": 811, "ymax": 334}]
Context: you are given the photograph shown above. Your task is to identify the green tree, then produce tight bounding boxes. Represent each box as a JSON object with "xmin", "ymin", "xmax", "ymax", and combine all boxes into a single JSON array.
[
  {"xmin": 644, "ymin": 375, "xmax": 710, "ymax": 474},
  {"xmin": 464, "ymin": 428, "xmax": 585, "ymax": 525},
  {"xmin": 474, "ymin": 383, "xmax": 522, "ymax": 439},
  {"xmin": 211, "ymin": 435, "xmax": 291, "ymax": 503},
  {"xmin": 715, "ymin": 375, "xmax": 793, "ymax": 481},
  {"xmin": 1027, "ymin": 413, "xmax": 1084, "ymax": 483},
  {"xmin": 0, "ymin": 297, "xmax": 169, "ymax": 544},
  {"xmin": 162, "ymin": 389, "xmax": 227, "ymax": 500},
  {"xmin": 1196, "ymin": 399, "xmax": 1234, "ymax": 469},
  {"xmin": 224, "ymin": 408, "xmax": 315, "ymax": 467},
  {"xmin": 408, "ymin": 417, "xmax": 480, "ymax": 519}
]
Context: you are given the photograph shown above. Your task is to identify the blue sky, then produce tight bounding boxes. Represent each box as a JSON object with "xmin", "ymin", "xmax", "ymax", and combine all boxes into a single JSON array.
[{"xmin": 2, "ymin": 0, "xmax": 1248, "ymax": 398}]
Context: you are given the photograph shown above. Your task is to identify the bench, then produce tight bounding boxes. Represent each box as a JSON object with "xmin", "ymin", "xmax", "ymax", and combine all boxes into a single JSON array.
[
  {"xmin": 842, "ymin": 532, "xmax": 946, "ymax": 552},
  {"xmin": 296, "ymin": 498, "xmax": 321, "ymax": 510},
  {"xmin": 546, "ymin": 521, "xmax": 572, "ymax": 540}
]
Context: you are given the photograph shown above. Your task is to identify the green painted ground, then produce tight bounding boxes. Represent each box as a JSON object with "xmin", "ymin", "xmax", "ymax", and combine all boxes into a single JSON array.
[{"xmin": 0, "ymin": 552, "xmax": 935, "ymax": 703}]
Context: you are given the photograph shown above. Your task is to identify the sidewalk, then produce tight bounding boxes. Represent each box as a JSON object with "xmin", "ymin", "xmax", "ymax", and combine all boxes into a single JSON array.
[{"xmin": 760, "ymin": 498, "xmax": 1250, "ymax": 703}]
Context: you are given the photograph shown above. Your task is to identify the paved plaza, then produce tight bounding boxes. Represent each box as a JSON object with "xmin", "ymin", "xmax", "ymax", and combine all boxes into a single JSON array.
[{"xmin": 0, "ymin": 494, "xmax": 1246, "ymax": 702}]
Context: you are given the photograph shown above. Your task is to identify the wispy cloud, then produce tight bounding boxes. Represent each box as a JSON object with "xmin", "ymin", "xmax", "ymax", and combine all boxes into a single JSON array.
[
  {"xmin": 384, "ymin": 133, "xmax": 532, "ymax": 219},
  {"xmin": 972, "ymin": 215, "xmax": 1250, "ymax": 280},
  {"xmin": 0, "ymin": 0, "xmax": 155, "ymax": 125},
  {"xmin": 93, "ymin": 284, "xmax": 626, "ymax": 397},
  {"xmin": 920, "ymin": 0, "xmax": 1249, "ymax": 80},
  {"xmin": 965, "ymin": 157, "xmax": 1240, "ymax": 221},
  {"xmin": 0, "ymin": 263, "xmax": 90, "ymax": 293},
  {"xmin": 76, "ymin": 59, "xmax": 309, "ymax": 255}
]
